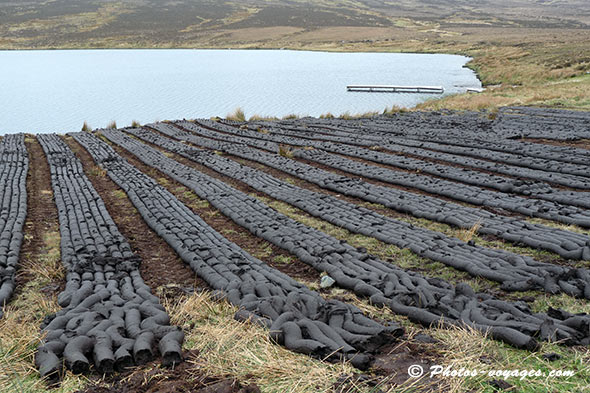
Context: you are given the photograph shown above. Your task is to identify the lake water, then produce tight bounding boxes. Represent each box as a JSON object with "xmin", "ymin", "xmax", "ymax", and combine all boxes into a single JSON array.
[{"xmin": 0, "ymin": 49, "xmax": 481, "ymax": 133}]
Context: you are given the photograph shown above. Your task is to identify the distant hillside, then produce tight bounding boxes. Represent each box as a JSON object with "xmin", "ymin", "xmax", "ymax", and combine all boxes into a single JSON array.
[{"xmin": 0, "ymin": 0, "xmax": 588, "ymax": 49}]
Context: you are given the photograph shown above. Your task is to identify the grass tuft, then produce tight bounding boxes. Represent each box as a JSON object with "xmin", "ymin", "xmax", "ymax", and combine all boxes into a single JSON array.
[
  {"xmin": 107, "ymin": 120, "xmax": 117, "ymax": 129},
  {"xmin": 131, "ymin": 120, "xmax": 141, "ymax": 127},
  {"xmin": 111, "ymin": 189, "xmax": 127, "ymax": 199},
  {"xmin": 88, "ymin": 165, "xmax": 106, "ymax": 178},
  {"xmin": 81, "ymin": 121, "xmax": 91, "ymax": 132},
  {"xmin": 486, "ymin": 108, "xmax": 499, "ymax": 120},
  {"xmin": 458, "ymin": 220, "xmax": 482, "ymax": 243},
  {"xmin": 382, "ymin": 105, "xmax": 408, "ymax": 116},
  {"xmin": 278, "ymin": 144, "xmax": 293, "ymax": 158},
  {"xmin": 339, "ymin": 111, "xmax": 380, "ymax": 120},
  {"xmin": 249, "ymin": 114, "xmax": 279, "ymax": 122},
  {"xmin": 226, "ymin": 108, "xmax": 246, "ymax": 122}
]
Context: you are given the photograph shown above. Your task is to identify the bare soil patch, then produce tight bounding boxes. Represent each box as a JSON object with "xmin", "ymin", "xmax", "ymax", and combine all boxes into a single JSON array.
[{"xmin": 16, "ymin": 136, "xmax": 62, "ymax": 295}]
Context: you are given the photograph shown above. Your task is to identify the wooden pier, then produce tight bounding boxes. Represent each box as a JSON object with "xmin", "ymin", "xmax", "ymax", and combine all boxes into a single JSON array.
[{"xmin": 346, "ymin": 85, "xmax": 444, "ymax": 94}]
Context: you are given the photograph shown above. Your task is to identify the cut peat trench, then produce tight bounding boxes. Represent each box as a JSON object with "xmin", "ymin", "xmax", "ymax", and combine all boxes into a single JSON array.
[
  {"xmin": 16, "ymin": 136, "xmax": 62, "ymax": 297},
  {"xmin": 525, "ymin": 138, "xmax": 590, "ymax": 150},
  {"xmin": 103, "ymin": 138, "xmax": 320, "ymax": 285},
  {"xmin": 64, "ymin": 135, "xmax": 203, "ymax": 292},
  {"xmin": 6, "ymin": 109, "xmax": 590, "ymax": 392}
]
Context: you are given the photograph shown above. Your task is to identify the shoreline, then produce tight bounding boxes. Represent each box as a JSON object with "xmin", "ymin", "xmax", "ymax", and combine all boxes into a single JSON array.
[
  {"xmin": 0, "ymin": 49, "xmax": 480, "ymax": 132},
  {"xmin": 1, "ymin": 31, "xmax": 588, "ymax": 112}
]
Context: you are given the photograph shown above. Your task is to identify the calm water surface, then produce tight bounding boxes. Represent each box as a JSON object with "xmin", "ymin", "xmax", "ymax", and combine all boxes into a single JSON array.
[{"xmin": 0, "ymin": 49, "xmax": 481, "ymax": 133}]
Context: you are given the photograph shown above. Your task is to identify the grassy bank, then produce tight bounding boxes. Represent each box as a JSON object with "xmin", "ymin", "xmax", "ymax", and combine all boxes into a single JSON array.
[
  {"xmin": 204, "ymin": 29, "xmax": 590, "ymax": 114},
  {"xmin": 279, "ymin": 29, "xmax": 590, "ymax": 112}
]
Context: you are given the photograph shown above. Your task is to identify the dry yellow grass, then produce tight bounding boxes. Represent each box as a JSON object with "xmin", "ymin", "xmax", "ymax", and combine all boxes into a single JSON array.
[
  {"xmin": 278, "ymin": 144, "xmax": 294, "ymax": 158},
  {"xmin": 214, "ymin": 26, "xmax": 304, "ymax": 43},
  {"xmin": 87, "ymin": 165, "xmax": 107, "ymax": 178},
  {"xmin": 165, "ymin": 291, "xmax": 362, "ymax": 393},
  {"xmin": 0, "ymin": 229, "xmax": 88, "ymax": 393},
  {"xmin": 249, "ymin": 114, "xmax": 279, "ymax": 122},
  {"xmin": 418, "ymin": 74, "xmax": 590, "ymax": 111},
  {"xmin": 339, "ymin": 111, "xmax": 380, "ymax": 120},
  {"xmin": 291, "ymin": 26, "xmax": 410, "ymax": 44},
  {"xmin": 458, "ymin": 220, "xmax": 482, "ymax": 243},
  {"xmin": 227, "ymin": 107, "xmax": 246, "ymax": 122}
]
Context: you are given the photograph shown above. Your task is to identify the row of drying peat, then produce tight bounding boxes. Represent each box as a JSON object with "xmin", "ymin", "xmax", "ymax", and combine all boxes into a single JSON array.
[
  {"xmin": 208, "ymin": 118, "xmax": 590, "ymax": 198},
  {"xmin": 492, "ymin": 107, "xmax": 590, "ymax": 141},
  {"xmin": 95, "ymin": 127, "xmax": 590, "ymax": 350},
  {"xmin": 269, "ymin": 111, "xmax": 590, "ymax": 165},
  {"xmin": 245, "ymin": 119, "xmax": 590, "ymax": 177},
  {"xmin": 72, "ymin": 131, "xmax": 400, "ymax": 370},
  {"xmin": 158, "ymin": 120, "xmax": 590, "ymax": 262},
  {"xmin": 130, "ymin": 125, "xmax": 590, "ymax": 294},
  {"xmin": 35, "ymin": 134, "xmax": 184, "ymax": 380},
  {"xmin": 181, "ymin": 120, "xmax": 590, "ymax": 224},
  {"xmin": 278, "ymin": 106, "xmax": 590, "ymax": 141},
  {"xmin": 195, "ymin": 119, "xmax": 590, "ymax": 210},
  {"xmin": 0, "ymin": 134, "xmax": 28, "ymax": 318}
]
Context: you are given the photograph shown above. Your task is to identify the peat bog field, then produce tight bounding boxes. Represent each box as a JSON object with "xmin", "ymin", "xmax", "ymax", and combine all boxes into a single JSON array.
[{"xmin": 1, "ymin": 106, "xmax": 590, "ymax": 392}]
